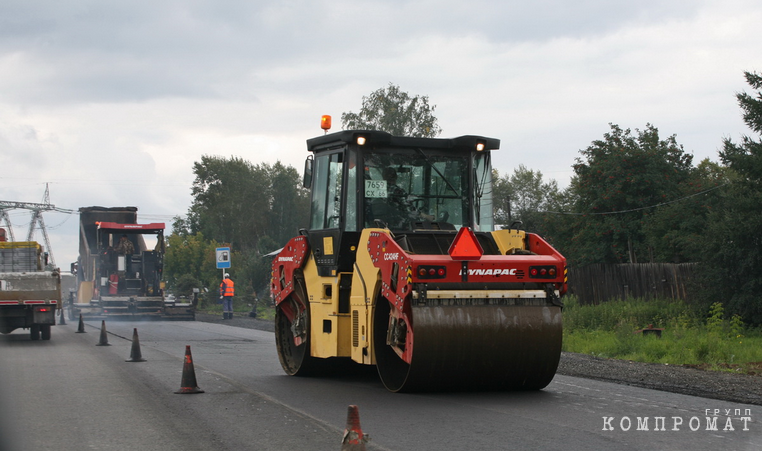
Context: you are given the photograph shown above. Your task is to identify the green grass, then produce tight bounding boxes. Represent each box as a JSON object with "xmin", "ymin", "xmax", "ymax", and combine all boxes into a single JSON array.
[{"xmin": 562, "ymin": 296, "xmax": 762, "ymax": 375}]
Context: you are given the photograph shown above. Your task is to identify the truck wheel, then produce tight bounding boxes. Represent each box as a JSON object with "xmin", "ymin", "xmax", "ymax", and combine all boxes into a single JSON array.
[
  {"xmin": 41, "ymin": 324, "xmax": 51, "ymax": 340},
  {"xmin": 30, "ymin": 325, "xmax": 41, "ymax": 341}
]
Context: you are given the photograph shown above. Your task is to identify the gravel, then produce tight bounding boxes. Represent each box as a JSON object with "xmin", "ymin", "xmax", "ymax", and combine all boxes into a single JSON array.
[
  {"xmin": 558, "ymin": 352, "xmax": 762, "ymax": 406},
  {"xmin": 198, "ymin": 312, "xmax": 762, "ymax": 406}
]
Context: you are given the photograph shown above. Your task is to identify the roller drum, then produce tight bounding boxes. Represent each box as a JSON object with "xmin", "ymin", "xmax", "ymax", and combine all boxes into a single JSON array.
[{"xmin": 375, "ymin": 302, "xmax": 562, "ymax": 392}]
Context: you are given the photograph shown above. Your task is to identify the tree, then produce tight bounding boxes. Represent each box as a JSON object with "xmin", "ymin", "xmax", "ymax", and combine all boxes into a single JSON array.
[
  {"xmin": 266, "ymin": 162, "xmax": 310, "ymax": 246},
  {"xmin": 561, "ymin": 124, "xmax": 694, "ymax": 266},
  {"xmin": 641, "ymin": 158, "xmax": 727, "ymax": 263},
  {"xmin": 163, "ymin": 231, "xmax": 220, "ymax": 293},
  {"xmin": 699, "ymin": 71, "xmax": 762, "ymax": 324},
  {"xmin": 341, "ymin": 83, "xmax": 442, "ymax": 137},
  {"xmin": 186, "ymin": 157, "xmax": 310, "ymax": 253},
  {"xmin": 492, "ymin": 166, "xmax": 561, "ymax": 235},
  {"xmin": 187, "ymin": 156, "xmax": 271, "ymax": 252},
  {"xmin": 168, "ymin": 157, "xmax": 310, "ymax": 303}
]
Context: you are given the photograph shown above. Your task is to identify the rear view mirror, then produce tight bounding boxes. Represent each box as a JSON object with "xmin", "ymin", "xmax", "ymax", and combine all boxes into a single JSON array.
[{"xmin": 303, "ymin": 156, "xmax": 313, "ymax": 188}]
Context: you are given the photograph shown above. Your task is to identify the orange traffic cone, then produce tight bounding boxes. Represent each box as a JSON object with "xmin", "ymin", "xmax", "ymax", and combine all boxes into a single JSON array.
[
  {"xmin": 341, "ymin": 405, "xmax": 369, "ymax": 450},
  {"xmin": 125, "ymin": 328, "xmax": 147, "ymax": 362},
  {"xmin": 96, "ymin": 320, "xmax": 111, "ymax": 346},
  {"xmin": 76, "ymin": 314, "xmax": 86, "ymax": 333},
  {"xmin": 58, "ymin": 307, "xmax": 66, "ymax": 325},
  {"xmin": 174, "ymin": 345, "xmax": 204, "ymax": 394}
]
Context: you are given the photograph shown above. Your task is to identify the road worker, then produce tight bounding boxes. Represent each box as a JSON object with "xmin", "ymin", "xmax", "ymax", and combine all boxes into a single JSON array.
[{"xmin": 219, "ymin": 273, "xmax": 235, "ymax": 319}]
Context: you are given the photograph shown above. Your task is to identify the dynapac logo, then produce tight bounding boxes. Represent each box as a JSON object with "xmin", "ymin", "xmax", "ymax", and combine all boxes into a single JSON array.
[
  {"xmin": 278, "ymin": 256, "xmax": 295, "ymax": 262},
  {"xmin": 383, "ymin": 253, "xmax": 399, "ymax": 261},
  {"xmin": 459, "ymin": 268, "xmax": 517, "ymax": 276}
]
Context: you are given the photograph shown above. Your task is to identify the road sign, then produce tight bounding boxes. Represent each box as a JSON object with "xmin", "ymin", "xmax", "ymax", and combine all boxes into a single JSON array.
[{"xmin": 216, "ymin": 247, "xmax": 231, "ymax": 269}]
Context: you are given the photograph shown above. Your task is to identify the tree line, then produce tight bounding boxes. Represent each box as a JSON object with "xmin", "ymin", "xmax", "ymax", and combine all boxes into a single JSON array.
[
  {"xmin": 165, "ymin": 75, "xmax": 762, "ymax": 324},
  {"xmin": 165, "ymin": 159, "xmax": 309, "ymax": 303},
  {"xmin": 495, "ymin": 71, "xmax": 762, "ymax": 324}
]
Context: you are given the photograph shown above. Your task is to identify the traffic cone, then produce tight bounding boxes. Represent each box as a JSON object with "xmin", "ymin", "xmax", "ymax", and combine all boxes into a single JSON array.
[
  {"xmin": 76, "ymin": 314, "xmax": 86, "ymax": 333},
  {"xmin": 58, "ymin": 307, "xmax": 66, "ymax": 325},
  {"xmin": 126, "ymin": 328, "xmax": 147, "ymax": 362},
  {"xmin": 96, "ymin": 320, "xmax": 111, "ymax": 346},
  {"xmin": 174, "ymin": 345, "xmax": 204, "ymax": 394},
  {"xmin": 341, "ymin": 405, "xmax": 369, "ymax": 450}
]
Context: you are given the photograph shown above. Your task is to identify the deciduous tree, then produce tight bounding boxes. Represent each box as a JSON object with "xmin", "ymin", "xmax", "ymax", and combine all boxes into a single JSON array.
[
  {"xmin": 166, "ymin": 157, "xmax": 310, "ymax": 298},
  {"xmin": 341, "ymin": 83, "xmax": 442, "ymax": 137},
  {"xmin": 492, "ymin": 165, "xmax": 561, "ymax": 236},
  {"xmin": 163, "ymin": 231, "xmax": 220, "ymax": 293},
  {"xmin": 562, "ymin": 124, "xmax": 694, "ymax": 265}
]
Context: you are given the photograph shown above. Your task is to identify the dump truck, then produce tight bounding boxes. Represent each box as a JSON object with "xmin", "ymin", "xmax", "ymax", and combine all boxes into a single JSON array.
[
  {"xmin": 72, "ymin": 207, "xmax": 193, "ymax": 320},
  {"xmin": 271, "ymin": 129, "xmax": 567, "ymax": 392},
  {"xmin": 0, "ymin": 237, "xmax": 61, "ymax": 340}
]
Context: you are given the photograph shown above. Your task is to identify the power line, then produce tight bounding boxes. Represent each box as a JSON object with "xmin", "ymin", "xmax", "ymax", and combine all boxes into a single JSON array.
[
  {"xmin": 539, "ymin": 183, "xmax": 728, "ymax": 216},
  {"xmin": 0, "ymin": 177, "xmax": 189, "ymax": 187}
]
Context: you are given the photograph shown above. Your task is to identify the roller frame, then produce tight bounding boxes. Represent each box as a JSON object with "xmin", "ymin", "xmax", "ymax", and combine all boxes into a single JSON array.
[
  {"xmin": 366, "ymin": 230, "xmax": 565, "ymax": 368},
  {"xmin": 271, "ymin": 227, "xmax": 567, "ymax": 392}
]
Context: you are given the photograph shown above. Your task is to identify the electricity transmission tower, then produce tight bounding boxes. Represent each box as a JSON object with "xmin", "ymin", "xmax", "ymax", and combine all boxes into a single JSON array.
[{"xmin": 0, "ymin": 184, "xmax": 73, "ymax": 268}]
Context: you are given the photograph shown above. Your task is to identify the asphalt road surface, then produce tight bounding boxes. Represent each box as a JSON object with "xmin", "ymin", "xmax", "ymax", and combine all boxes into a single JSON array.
[{"xmin": 1, "ymin": 319, "xmax": 760, "ymax": 450}]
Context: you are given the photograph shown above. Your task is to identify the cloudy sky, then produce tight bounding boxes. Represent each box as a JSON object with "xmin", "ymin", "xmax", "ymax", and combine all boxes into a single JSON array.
[{"xmin": 1, "ymin": 0, "xmax": 760, "ymax": 267}]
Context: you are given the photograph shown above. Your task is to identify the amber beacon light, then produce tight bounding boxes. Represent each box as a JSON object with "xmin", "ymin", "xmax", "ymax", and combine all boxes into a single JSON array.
[{"xmin": 321, "ymin": 115, "xmax": 332, "ymax": 133}]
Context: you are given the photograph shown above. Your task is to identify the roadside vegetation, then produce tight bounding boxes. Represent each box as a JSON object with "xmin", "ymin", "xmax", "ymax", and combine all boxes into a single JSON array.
[
  {"xmin": 562, "ymin": 296, "xmax": 762, "ymax": 376},
  {"xmin": 197, "ymin": 295, "xmax": 276, "ymax": 321}
]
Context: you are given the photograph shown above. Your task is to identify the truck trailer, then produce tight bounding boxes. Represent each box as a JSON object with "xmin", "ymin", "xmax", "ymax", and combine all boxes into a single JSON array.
[{"xmin": 0, "ymin": 238, "xmax": 61, "ymax": 340}]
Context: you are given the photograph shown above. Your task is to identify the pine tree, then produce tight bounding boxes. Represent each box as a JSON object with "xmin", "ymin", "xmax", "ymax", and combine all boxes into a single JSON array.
[{"xmin": 701, "ymin": 71, "xmax": 762, "ymax": 324}]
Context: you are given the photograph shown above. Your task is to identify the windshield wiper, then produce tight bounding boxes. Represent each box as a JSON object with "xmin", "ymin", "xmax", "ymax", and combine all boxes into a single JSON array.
[{"xmin": 413, "ymin": 147, "xmax": 461, "ymax": 196}]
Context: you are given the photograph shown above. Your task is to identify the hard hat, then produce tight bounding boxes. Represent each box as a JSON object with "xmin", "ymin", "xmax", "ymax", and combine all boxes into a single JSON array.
[{"xmin": 224, "ymin": 273, "xmax": 230, "ymax": 278}]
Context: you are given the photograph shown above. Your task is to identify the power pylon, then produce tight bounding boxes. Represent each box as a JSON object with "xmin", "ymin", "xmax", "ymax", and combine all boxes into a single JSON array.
[{"xmin": 0, "ymin": 184, "xmax": 73, "ymax": 268}]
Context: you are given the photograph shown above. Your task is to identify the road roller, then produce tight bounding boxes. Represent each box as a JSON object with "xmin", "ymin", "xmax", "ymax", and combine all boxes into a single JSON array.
[{"xmin": 271, "ymin": 126, "xmax": 566, "ymax": 392}]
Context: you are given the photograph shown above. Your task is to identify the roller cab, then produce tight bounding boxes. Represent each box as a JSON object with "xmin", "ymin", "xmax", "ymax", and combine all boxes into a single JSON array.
[{"xmin": 272, "ymin": 130, "xmax": 566, "ymax": 392}]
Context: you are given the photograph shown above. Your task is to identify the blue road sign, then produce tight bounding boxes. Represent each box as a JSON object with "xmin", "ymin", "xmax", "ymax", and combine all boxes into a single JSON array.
[{"xmin": 216, "ymin": 247, "xmax": 231, "ymax": 269}]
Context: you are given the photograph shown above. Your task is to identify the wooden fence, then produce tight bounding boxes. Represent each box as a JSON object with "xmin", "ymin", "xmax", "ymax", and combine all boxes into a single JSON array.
[{"xmin": 567, "ymin": 263, "xmax": 697, "ymax": 305}]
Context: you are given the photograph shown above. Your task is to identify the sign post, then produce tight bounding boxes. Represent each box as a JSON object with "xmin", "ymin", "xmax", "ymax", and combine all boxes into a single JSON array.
[{"xmin": 216, "ymin": 247, "xmax": 231, "ymax": 281}]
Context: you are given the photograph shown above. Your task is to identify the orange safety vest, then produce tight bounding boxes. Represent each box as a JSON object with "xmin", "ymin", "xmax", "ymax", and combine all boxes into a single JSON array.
[{"xmin": 220, "ymin": 278, "xmax": 235, "ymax": 297}]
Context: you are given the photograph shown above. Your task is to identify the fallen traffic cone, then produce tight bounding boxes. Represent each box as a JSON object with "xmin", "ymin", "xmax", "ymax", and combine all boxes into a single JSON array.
[
  {"xmin": 125, "ymin": 328, "xmax": 147, "ymax": 362},
  {"xmin": 96, "ymin": 320, "xmax": 111, "ymax": 346},
  {"xmin": 341, "ymin": 405, "xmax": 369, "ymax": 451},
  {"xmin": 76, "ymin": 314, "xmax": 86, "ymax": 333},
  {"xmin": 58, "ymin": 308, "xmax": 66, "ymax": 325},
  {"xmin": 174, "ymin": 345, "xmax": 204, "ymax": 394}
]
